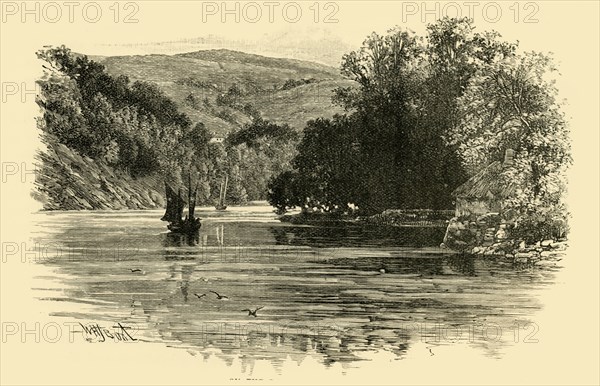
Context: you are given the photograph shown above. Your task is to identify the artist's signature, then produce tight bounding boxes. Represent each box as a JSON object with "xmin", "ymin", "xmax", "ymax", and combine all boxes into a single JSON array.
[{"xmin": 79, "ymin": 322, "xmax": 137, "ymax": 343}]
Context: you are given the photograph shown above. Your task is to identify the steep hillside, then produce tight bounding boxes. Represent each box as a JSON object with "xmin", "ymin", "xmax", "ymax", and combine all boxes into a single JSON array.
[
  {"xmin": 93, "ymin": 49, "xmax": 354, "ymax": 135},
  {"xmin": 34, "ymin": 47, "xmax": 357, "ymax": 211},
  {"xmin": 34, "ymin": 140, "xmax": 165, "ymax": 210}
]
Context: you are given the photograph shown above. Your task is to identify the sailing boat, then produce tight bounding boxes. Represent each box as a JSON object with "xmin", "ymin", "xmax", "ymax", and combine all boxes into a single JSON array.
[
  {"xmin": 215, "ymin": 175, "xmax": 228, "ymax": 211},
  {"xmin": 162, "ymin": 174, "xmax": 201, "ymax": 233}
]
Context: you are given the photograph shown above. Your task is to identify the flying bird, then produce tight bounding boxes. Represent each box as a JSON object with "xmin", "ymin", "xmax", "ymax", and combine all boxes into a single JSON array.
[
  {"xmin": 242, "ymin": 306, "xmax": 264, "ymax": 317},
  {"xmin": 130, "ymin": 269, "xmax": 143, "ymax": 273},
  {"xmin": 427, "ymin": 346, "xmax": 435, "ymax": 356},
  {"xmin": 194, "ymin": 293, "xmax": 206, "ymax": 299},
  {"xmin": 209, "ymin": 290, "xmax": 229, "ymax": 300}
]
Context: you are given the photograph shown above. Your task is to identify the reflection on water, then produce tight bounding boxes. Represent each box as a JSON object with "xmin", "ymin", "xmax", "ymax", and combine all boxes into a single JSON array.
[
  {"xmin": 163, "ymin": 231, "xmax": 200, "ymax": 248},
  {"xmin": 30, "ymin": 206, "xmax": 559, "ymax": 369}
]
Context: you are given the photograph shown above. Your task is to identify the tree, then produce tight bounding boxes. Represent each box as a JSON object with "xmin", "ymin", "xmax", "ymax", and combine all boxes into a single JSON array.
[
  {"xmin": 36, "ymin": 46, "xmax": 194, "ymax": 181},
  {"xmin": 292, "ymin": 115, "xmax": 363, "ymax": 212},
  {"xmin": 416, "ymin": 18, "xmax": 515, "ymax": 208},
  {"xmin": 36, "ymin": 71, "xmax": 91, "ymax": 153},
  {"xmin": 331, "ymin": 26, "xmax": 471, "ymax": 212},
  {"xmin": 452, "ymin": 52, "xmax": 571, "ymax": 239},
  {"xmin": 226, "ymin": 118, "xmax": 298, "ymax": 148},
  {"xmin": 223, "ymin": 119, "xmax": 300, "ymax": 202},
  {"xmin": 129, "ymin": 81, "xmax": 191, "ymax": 128},
  {"xmin": 267, "ymin": 19, "xmax": 553, "ymax": 216},
  {"xmin": 267, "ymin": 115, "xmax": 362, "ymax": 213},
  {"xmin": 332, "ymin": 28, "xmax": 427, "ymax": 212},
  {"xmin": 267, "ymin": 171, "xmax": 305, "ymax": 214}
]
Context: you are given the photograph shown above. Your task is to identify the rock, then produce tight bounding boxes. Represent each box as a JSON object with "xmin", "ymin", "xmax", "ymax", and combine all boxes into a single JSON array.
[
  {"xmin": 547, "ymin": 251, "xmax": 566, "ymax": 259},
  {"xmin": 77, "ymin": 197, "xmax": 93, "ymax": 210},
  {"xmin": 495, "ymin": 228, "xmax": 508, "ymax": 240},
  {"xmin": 536, "ymin": 259, "xmax": 558, "ymax": 267},
  {"xmin": 552, "ymin": 241, "xmax": 568, "ymax": 251},
  {"xmin": 515, "ymin": 252, "xmax": 533, "ymax": 259},
  {"xmin": 125, "ymin": 199, "xmax": 139, "ymax": 209},
  {"xmin": 477, "ymin": 212, "xmax": 501, "ymax": 224},
  {"xmin": 540, "ymin": 251, "xmax": 551, "ymax": 258},
  {"xmin": 541, "ymin": 240, "xmax": 553, "ymax": 247},
  {"xmin": 379, "ymin": 269, "xmax": 386, "ymax": 274}
]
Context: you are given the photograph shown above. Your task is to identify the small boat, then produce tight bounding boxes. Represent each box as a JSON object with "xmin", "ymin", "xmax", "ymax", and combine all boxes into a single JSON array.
[
  {"xmin": 162, "ymin": 174, "xmax": 201, "ymax": 233},
  {"xmin": 215, "ymin": 175, "xmax": 228, "ymax": 211}
]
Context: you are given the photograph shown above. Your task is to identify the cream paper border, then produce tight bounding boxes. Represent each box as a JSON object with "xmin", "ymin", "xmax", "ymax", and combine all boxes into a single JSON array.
[{"xmin": 1, "ymin": 1, "xmax": 598, "ymax": 384}]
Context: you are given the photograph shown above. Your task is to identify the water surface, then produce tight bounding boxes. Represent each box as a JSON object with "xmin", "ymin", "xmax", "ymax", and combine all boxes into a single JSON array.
[{"xmin": 30, "ymin": 206, "xmax": 558, "ymax": 368}]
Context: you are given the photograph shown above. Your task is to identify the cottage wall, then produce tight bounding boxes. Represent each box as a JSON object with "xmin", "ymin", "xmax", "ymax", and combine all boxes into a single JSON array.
[{"xmin": 455, "ymin": 198, "xmax": 491, "ymax": 217}]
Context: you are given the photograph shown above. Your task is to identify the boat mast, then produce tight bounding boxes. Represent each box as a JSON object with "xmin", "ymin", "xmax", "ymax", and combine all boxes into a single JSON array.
[
  {"xmin": 222, "ymin": 175, "xmax": 228, "ymax": 206},
  {"xmin": 188, "ymin": 171, "xmax": 194, "ymax": 219},
  {"xmin": 218, "ymin": 181, "xmax": 222, "ymax": 207},
  {"xmin": 218, "ymin": 178, "xmax": 224, "ymax": 207}
]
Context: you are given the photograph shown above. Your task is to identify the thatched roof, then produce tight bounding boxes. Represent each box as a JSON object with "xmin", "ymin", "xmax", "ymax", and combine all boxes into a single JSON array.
[{"xmin": 452, "ymin": 161, "xmax": 516, "ymax": 200}]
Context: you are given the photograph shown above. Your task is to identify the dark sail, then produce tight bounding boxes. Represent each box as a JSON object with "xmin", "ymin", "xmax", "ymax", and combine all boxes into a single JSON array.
[
  {"xmin": 188, "ymin": 173, "xmax": 198, "ymax": 219},
  {"xmin": 162, "ymin": 175, "xmax": 201, "ymax": 234},
  {"xmin": 161, "ymin": 182, "xmax": 185, "ymax": 222},
  {"xmin": 216, "ymin": 175, "xmax": 228, "ymax": 210}
]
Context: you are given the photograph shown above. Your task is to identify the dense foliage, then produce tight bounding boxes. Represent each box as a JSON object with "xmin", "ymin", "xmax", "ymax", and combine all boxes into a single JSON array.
[
  {"xmin": 36, "ymin": 46, "xmax": 298, "ymax": 205},
  {"xmin": 37, "ymin": 17, "xmax": 571, "ymax": 242},
  {"xmin": 268, "ymin": 18, "xmax": 571, "ymax": 240},
  {"xmin": 452, "ymin": 51, "xmax": 571, "ymax": 240}
]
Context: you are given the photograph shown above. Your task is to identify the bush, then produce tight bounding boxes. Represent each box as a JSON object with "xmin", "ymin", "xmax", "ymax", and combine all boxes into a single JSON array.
[
  {"xmin": 509, "ymin": 205, "xmax": 569, "ymax": 243},
  {"xmin": 267, "ymin": 171, "xmax": 304, "ymax": 214}
]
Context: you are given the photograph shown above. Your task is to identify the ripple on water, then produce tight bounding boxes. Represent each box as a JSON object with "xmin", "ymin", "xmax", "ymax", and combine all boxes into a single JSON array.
[{"xmin": 30, "ymin": 206, "xmax": 557, "ymax": 366}]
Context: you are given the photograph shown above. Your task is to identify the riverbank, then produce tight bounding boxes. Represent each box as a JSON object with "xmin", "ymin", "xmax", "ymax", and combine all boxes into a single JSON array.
[
  {"xmin": 279, "ymin": 209, "xmax": 566, "ymax": 267},
  {"xmin": 279, "ymin": 211, "xmax": 357, "ymax": 225},
  {"xmin": 360, "ymin": 209, "xmax": 455, "ymax": 227},
  {"xmin": 34, "ymin": 141, "xmax": 165, "ymax": 210},
  {"xmin": 473, "ymin": 239, "xmax": 567, "ymax": 267},
  {"xmin": 441, "ymin": 213, "xmax": 568, "ymax": 266},
  {"xmin": 279, "ymin": 208, "xmax": 454, "ymax": 227}
]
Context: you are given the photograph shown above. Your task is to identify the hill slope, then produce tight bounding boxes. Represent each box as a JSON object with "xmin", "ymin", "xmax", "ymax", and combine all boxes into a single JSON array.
[
  {"xmin": 93, "ymin": 49, "xmax": 354, "ymax": 135},
  {"xmin": 34, "ymin": 141, "xmax": 165, "ymax": 210}
]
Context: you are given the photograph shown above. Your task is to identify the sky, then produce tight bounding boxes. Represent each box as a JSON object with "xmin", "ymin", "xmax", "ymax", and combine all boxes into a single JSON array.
[{"xmin": 18, "ymin": 1, "xmax": 592, "ymax": 66}]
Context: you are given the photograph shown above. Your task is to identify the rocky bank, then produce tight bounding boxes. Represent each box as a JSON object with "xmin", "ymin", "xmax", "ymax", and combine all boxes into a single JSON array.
[
  {"xmin": 33, "ymin": 142, "xmax": 165, "ymax": 210},
  {"xmin": 442, "ymin": 213, "xmax": 567, "ymax": 266}
]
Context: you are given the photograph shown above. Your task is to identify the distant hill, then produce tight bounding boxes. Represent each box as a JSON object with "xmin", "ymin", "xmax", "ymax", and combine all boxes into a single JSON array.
[
  {"xmin": 93, "ymin": 49, "xmax": 355, "ymax": 136},
  {"xmin": 104, "ymin": 28, "xmax": 356, "ymax": 67}
]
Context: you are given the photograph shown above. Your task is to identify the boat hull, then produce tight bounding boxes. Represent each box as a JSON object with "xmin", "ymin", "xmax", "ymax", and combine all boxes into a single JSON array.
[{"xmin": 167, "ymin": 217, "xmax": 201, "ymax": 233}]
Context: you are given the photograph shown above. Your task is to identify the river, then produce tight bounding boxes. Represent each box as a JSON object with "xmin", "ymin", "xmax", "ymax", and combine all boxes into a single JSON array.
[{"xmin": 28, "ymin": 205, "xmax": 559, "ymax": 369}]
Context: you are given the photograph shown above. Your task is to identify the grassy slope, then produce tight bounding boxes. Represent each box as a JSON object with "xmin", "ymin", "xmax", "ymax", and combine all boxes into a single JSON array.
[
  {"xmin": 93, "ymin": 49, "xmax": 355, "ymax": 135},
  {"xmin": 37, "ymin": 49, "xmax": 356, "ymax": 210}
]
